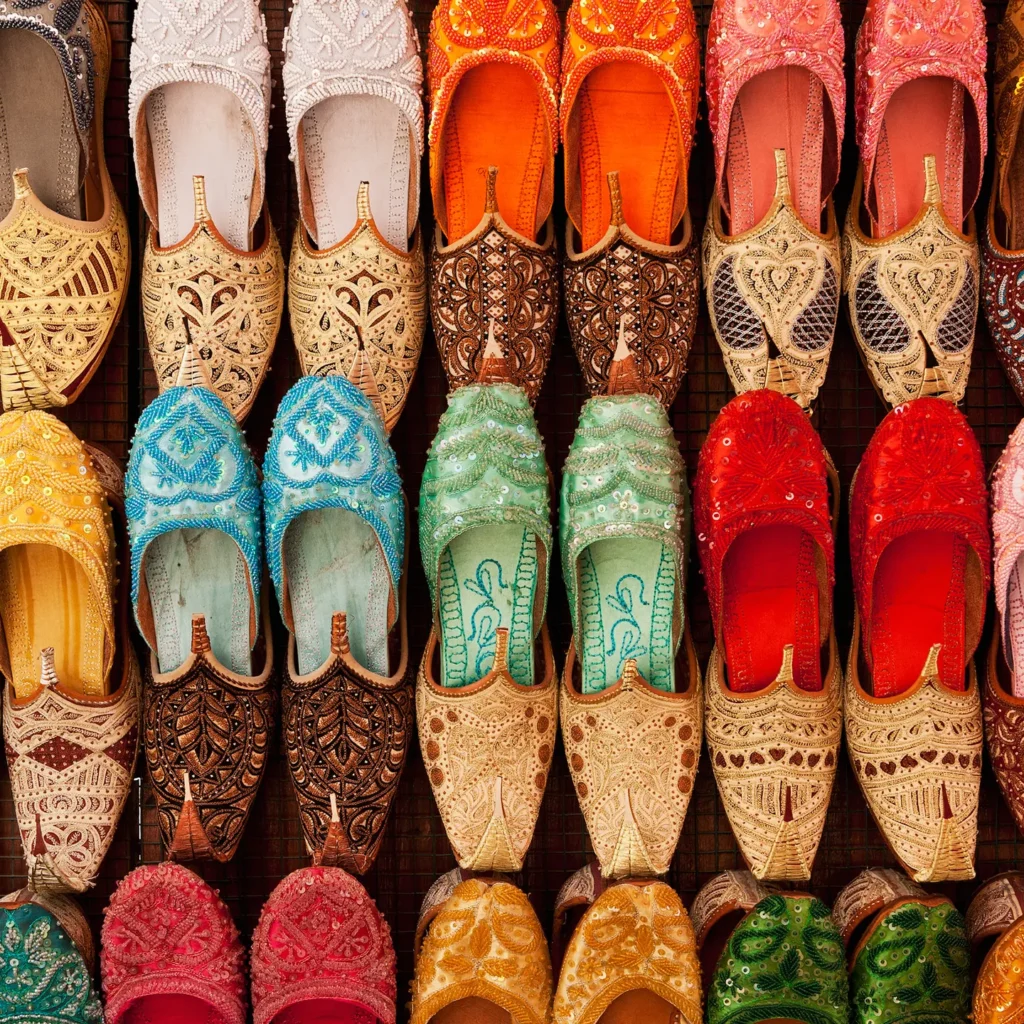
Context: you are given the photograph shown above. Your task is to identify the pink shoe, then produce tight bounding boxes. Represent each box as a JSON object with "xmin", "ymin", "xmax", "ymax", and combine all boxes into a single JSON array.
[
  {"xmin": 250, "ymin": 866, "xmax": 397, "ymax": 1024},
  {"xmin": 100, "ymin": 862, "xmax": 246, "ymax": 1024}
]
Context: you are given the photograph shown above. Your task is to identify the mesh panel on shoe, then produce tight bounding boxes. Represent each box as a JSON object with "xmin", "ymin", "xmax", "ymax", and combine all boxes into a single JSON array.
[
  {"xmin": 937, "ymin": 269, "xmax": 978, "ymax": 354},
  {"xmin": 853, "ymin": 261, "xmax": 911, "ymax": 354},
  {"xmin": 711, "ymin": 255, "xmax": 764, "ymax": 350},
  {"xmin": 791, "ymin": 261, "xmax": 839, "ymax": 352}
]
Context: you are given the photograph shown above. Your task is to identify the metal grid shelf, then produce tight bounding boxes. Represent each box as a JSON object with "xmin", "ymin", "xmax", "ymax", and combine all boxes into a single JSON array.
[{"xmin": 1, "ymin": 0, "xmax": 1022, "ymax": 1017}]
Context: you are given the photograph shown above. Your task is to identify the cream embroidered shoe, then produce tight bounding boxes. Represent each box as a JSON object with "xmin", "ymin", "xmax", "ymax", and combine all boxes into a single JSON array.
[
  {"xmin": 283, "ymin": 0, "xmax": 425, "ymax": 433},
  {"xmin": 130, "ymin": 0, "xmax": 284, "ymax": 422}
]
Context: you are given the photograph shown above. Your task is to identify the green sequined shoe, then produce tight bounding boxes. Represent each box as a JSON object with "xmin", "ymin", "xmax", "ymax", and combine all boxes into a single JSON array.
[
  {"xmin": 836, "ymin": 870, "xmax": 970, "ymax": 1024},
  {"xmin": 0, "ymin": 892, "xmax": 102, "ymax": 1024},
  {"xmin": 559, "ymin": 394, "xmax": 700, "ymax": 879},
  {"xmin": 416, "ymin": 383, "xmax": 556, "ymax": 873},
  {"xmin": 706, "ymin": 892, "xmax": 848, "ymax": 1024}
]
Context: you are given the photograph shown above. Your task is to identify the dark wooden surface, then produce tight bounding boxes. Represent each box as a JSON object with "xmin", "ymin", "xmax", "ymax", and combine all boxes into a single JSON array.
[{"xmin": 2, "ymin": 0, "xmax": 1023, "ymax": 1017}]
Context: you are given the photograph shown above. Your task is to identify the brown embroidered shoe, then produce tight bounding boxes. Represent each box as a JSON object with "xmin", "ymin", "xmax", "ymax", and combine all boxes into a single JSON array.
[
  {"xmin": 985, "ymin": 631, "xmax": 1024, "ymax": 837},
  {"xmin": 1, "ymin": 421, "xmax": 138, "ymax": 894},
  {"xmin": 970, "ymin": 872, "xmax": 1024, "ymax": 1024}
]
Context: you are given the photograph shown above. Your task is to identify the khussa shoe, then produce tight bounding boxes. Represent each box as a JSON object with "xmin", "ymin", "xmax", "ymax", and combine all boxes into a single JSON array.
[
  {"xmin": 284, "ymin": 0, "xmax": 425, "ymax": 432},
  {"xmin": 705, "ymin": 892, "xmax": 848, "ymax": 1024},
  {"xmin": 552, "ymin": 866, "xmax": 702, "ymax": 1024},
  {"xmin": 843, "ymin": 0, "xmax": 987, "ymax": 406},
  {"xmin": 426, "ymin": 0, "xmax": 561, "ymax": 399},
  {"xmin": 0, "ymin": 890, "xmax": 103, "ymax": 1023},
  {"xmin": 837, "ymin": 870, "xmax": 970, "ymax": 1024},
  {"xmin": 251, "ymin": 867, "xmax": 397, "ymax": 1024},
  {"xmin": 101, "ymin": 862, "xmax": 247, "ymax": 1024},
  {"xmin": 0, "ymin": 0, "xmax": 129, "ymax": 413},
  {"xmin": 130, "ymin": 0, "xmax": 284, "ymax": 422},
  {"xmin": 560, "ymin": 395, "xmax": 699, "ymax": 879},
  {"xmin": 410, "ymin": 873, "xmax": 553, "ymax": 1024},
  {"xmin": 694, "ymin": 390, "xmax": 841, "ymax": 881},
  {"xmin": 417, "ymin": 384, "xmax": 555, "ymax": 872},
  {"xmin": 264, "ymin": 376, "xmax": 410, "ymax": 874},
  {"xmin": 0, "ymin": 415, "xmax": 138, "ymax": 893},
  {"xmin": 560, "ymin": 0, "xmax": 700, "ymax": 407},
  {"xmin": 830, "ymin": 867, "xmax": 926, "ymax": 950},
  {"xmin": 703, "ymin": 0, "xmax": 846, "ymax": 410},
  {"xmin": 968, "ymin": 873, "xmax": 1024, "ymax": 1024},
  {"xmin": 987, "ymin": 421, "xmax": 1024, "ymax": 835},
  {"xmin": 847, "ymin": 398, "xmax": 988, "ymax": 882},
  {"xmin": 127, "ymin": 346, "xmax": 275, "ymax": 862},
  {"xmin": 983, "ymin": 0, "xmax": 1024, "ymax": 406}
]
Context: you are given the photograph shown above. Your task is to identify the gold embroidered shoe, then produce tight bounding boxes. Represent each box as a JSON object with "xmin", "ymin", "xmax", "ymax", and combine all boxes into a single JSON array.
[
  {"xmin": 552, "ymin": 870, "xmax": 702, "ymax": 1024},
  {"xmin": 410, "ymin": 874, "xmax": 553, "ymax": 1024},
  {"xmin": 969, "ymin": 873, "xmax": 1024, "ymax": 1024},
  {"xmin": 130, "ymin": 0, "xmax": 284, "ymax": 422},
  {"xmin": 284, "ymin": 0, "xmax": 426, "ymax": 432},
  {"xmin": 0, "ymin": 416, "xmax": 138, "ymax": 893},
  {"xmin": 0, "ymin": 0, "xmax": 130, "ymax": 412},
  {"xmin": 560, "ymin": 395, "xmax": 698, "ymax": 880}
]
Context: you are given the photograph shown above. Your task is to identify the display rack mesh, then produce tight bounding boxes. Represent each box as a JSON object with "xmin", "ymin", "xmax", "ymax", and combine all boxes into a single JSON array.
[{"xmin": 1, "ymin": 0, "xmax": 1022, "ymax": 1015}]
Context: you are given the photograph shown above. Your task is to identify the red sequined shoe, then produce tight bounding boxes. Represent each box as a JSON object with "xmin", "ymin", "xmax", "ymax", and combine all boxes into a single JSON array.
[
  {"xmin": 250, "ymin": 866, "xmax": 397, "ymax": 1024},
  {"xmin": 847, "ymin": 398, "xmax": 989, "ymax": 881},
  {"xmin": 100, "ymin": 862, "xmax": 246, "ymax": 1024},
  {"xmin": 694, "ymin": 389, "xmax": 841, "ymax": 881}
]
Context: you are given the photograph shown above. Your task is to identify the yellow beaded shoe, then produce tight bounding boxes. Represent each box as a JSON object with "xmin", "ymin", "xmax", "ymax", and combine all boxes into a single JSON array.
[{"xmin": 0, "ymin": 0, "xmax": 130, "ymax": 412}]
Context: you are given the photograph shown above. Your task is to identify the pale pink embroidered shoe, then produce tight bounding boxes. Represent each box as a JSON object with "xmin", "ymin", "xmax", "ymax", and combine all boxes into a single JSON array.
[
  {"xmin": 100, "ymin": 862, "xmax": 246, "ymax": 1024},
  {"xmin": 250, "ymin": 866, "xmax": 397, "ymax": 1024}
]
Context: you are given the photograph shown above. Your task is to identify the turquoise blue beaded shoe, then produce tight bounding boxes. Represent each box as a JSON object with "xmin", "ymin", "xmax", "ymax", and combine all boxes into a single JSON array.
[{"xmin": 0, "ymin": 893, "xmax": 102, "ymax": 1023}]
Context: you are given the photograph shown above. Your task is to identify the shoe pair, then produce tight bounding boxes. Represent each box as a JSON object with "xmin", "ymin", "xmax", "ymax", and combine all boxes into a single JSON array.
[
  {"xmin": 410, "ymin": 865, "xmax": 701, "ymax": 1024},
  {"xmin": 130, "ymin": 0, "xmax": 425, "ymax": 430},
  {"xmin": 705, "ymin": 0, "xmax": 986, "ymax": 409},
  {"xmin": 418, "ymin": 384, "xmax": 696, "ymax": 879},
  {"xmin": 1, "ymin": 413, "xmax": 139, "ymax": 894},
  {"xmin": 99, "ymin": 863, "xmax": 395, "ymax": 1024},
  {"xmin": 427, "ymin": 0, "xmax": 701, "ymax": 407},
  {"xmin": 126, "ymin": 352, "xmax": 409, "ymax": 872},
  {"xmin": 695, "ymin": 392, "xmax": 989, "ymax": 884}
]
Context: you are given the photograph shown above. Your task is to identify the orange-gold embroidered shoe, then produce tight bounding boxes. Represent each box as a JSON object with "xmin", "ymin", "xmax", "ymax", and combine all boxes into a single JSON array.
[
  {"xmin": 552, "ymin": 866, "xmax": 702, "ymax": 1024},
  {"xmin": 0, "ymin": 0, "xmax": 130, "ymax": 413},
  {"xmin": 1, "ymin": 417, "xmax": 138, "ymax": 893},
  {"xmin": 410, "ymin": 873, "xmax": 553, "ymax": 1024},
  {"xmin": 426, "ymin": 0, "xmax": 561, "ymax": 400},
  {"xmin": 969, "ymin": 872, "xmax": 1024, "ymax": 1024},
  {"xmin": 561, "ymin": 0, "xmax": 701, "ymax": 407}
]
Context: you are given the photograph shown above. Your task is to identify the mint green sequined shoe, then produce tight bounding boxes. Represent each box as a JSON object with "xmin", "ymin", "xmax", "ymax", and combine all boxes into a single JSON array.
[
  {"xmin": 559, "ymin": 394, "xmax": 700, "ymax": 879},
  {"xmin": 706, "ymin": 892, "xmax": 848, "ymax": 1024},
  {"xmin": 0, "ymin": 892, "xmax": 102, "ymax": 1024},
  {"xmin": 416, "ymin": 383, "xmax": 556, "ymax": 873}
]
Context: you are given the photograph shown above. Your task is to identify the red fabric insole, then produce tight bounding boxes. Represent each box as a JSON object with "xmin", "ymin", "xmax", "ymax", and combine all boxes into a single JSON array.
[
  {"xmin": 722, "ymin": 525, "xmax": 821, "ymax": 693},
  {"xmin": 121, "ymin": 996, "xmax": 230, "ymax": 1024},
  {"xmin": 870, "ymin": 531, "xmax": 966, "ymax": 697},
  {"xmin": 272, "ymin": 999, "xmax": 376, "ymax": 1024}
]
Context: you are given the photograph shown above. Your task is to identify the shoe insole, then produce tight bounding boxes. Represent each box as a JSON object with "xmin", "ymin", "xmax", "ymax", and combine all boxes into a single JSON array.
[
  {"xmin": 871, "ymin": 530, "xmax": 966, "ymax": 697},
  {"xmin": 442, "ymin": 63, "xmax": 546, "ymax": 242},
  {"xmin": 121, "ymin": 994, "xmax": 232, "ymax": 1024},
  {"xmin": 273, "ymin": 999, "xmax": 377, "ymax": 1024},
  {"xmin": 144, "ymin": 528, "xmax": 253, "ymax": 676},
  {"xmin": 722, "ymin": 526, "xmax": 821, "ymax": 693},
  {"xmin": 147, "ymin": 81, "xmax": 255, "ymax": 249},
  {"xmin": 1005, "ymin": 552, "xmax": 1024, "ymax": 698},
  {"xmin": 437, "ymin": 524, "xmax": 538, "ymax": 688},
  {"xmin": 0, "ymin": 544, "xmax": 107, "ymax": 697},
  {"xmin": 725, "ymin": 66, "xmax": 824, "ymax": 233},
  {"xmin": 577, "ymin": 61, "xmax": 679, "ymax": 249},
  {"xmin": 600, "ymin": 990, "xmax": 681, "ymax": 1023},
  {"xmin": 0, "ymin": 30, "xmax": 81, "ymax": 220},
  {"xmin": 577, "ymin": 537, "xmax": 676, "ymax": 693},
  {"xmin": 302, "ymin": 95, "xmax": 412, "ymax": 252},
  {"xmin": 872, "ymin": 78, "xmax": 965, "ymax": 236},
  {"xmin": 284, "ymin": 508, "xmax": 390, "ymax": 677},
  {"xmin": 433, "ymin": 997, "xmax": 510, "ymax": 1024}
]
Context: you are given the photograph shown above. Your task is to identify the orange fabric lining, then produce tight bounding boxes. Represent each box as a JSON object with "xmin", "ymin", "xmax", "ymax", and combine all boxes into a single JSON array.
[
  {"xmin": 441, "ymin": 63, "xmax": 547, "ymax": 242},
  {"xmin": 870, "ymin": 531, "xmax": 966, "ymax": 697},
  {"xmin": 721, "ymin": 525, "xmax": 821, "ymax": 693},
  {"xmin": 576, "ymin": 62, "xmax": 679, "ymax": 250},
  {"xmin": 0, "ymin": 544, "xmax": 108, "ymax": 698},
  {"xmin": 871, "ymin": 78, "xmax": 965, "ymax": 235}
]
